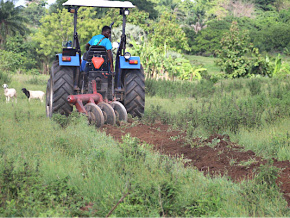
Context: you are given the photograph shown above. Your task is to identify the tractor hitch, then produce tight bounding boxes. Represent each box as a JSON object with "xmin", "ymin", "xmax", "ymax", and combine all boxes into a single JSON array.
[
  {"xmin": 66, "ymin": 79, "xmax": 127, "ymax": 128},
  {"xmin": 67, "ymin": 80, "xmax": 103, "ymax": 114}
]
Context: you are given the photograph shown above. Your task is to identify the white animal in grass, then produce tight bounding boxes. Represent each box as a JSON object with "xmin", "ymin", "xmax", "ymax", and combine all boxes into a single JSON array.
[
  {"xmin": 2, "ymin": 84, "xmax": 17, "ymax": 103},
  {"xmin": 21, "ymin": 88, "xmax": 45, "ymax": 102}
]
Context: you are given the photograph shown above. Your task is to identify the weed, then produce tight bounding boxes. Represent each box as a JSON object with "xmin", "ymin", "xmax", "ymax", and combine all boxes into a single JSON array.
[
  {"xmin": 0, "ymin": 160, "xmax": 88, "ymax": 217},
  {"xmin": 118, "ymin": 135, "xmax": 147, "ymax": 164},
  {"xmin": 247, "ymin": 78, "xmax": 262, "ymax": 96},
  {"xmin": 143, "ymin": 105, "xmax": 171, "ymax": 124},
  {"xmin": 170, "ymin": 135, "xmax": 183, "ymax": 141},
  {"xmin": 255, "ymin": 159, "xmax": 280, "ymax": 189},
  {"xmin": 189, "ymin": 137, "xmax": 204, "ymax": 148},
  {"xmin": 229, "ymin": 159, "xmax": 237, "ymax": 166},
  {"xmin": 52, "ymin": 111, "xmax": 84, "ymax": 128},
  {"xmin": 267, "ymin": 132, "xmax": 290, "ymax": 160},
  {"xmin": 238, "ymin": 158, "xmax": 258, "ymax": 168},
  {"xmin": 25, "ymin": 75, "xmax": 47, "ymax": 85},
  {"xmin": 0, "ymin": 71, "xmax": 11, "ymax": 84},
  {"xmin": 145, "ymin": 78, "xmax": 215, "ymax": 99},
  {"xmin": 207, "ymin": 138, "xmax": 221, "ymax": 148}
]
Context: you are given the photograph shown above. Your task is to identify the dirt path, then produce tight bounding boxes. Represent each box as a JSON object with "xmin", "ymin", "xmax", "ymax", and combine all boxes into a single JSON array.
[{"xmin": 101, "ymin": 120, "xmax": 290, "ymax": 206}]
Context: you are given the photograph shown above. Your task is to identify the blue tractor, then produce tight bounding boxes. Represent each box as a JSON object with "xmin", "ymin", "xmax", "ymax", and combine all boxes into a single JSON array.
[{"xmin": 46, "ymin": 0, "xmax": 145, "ymax": 127}]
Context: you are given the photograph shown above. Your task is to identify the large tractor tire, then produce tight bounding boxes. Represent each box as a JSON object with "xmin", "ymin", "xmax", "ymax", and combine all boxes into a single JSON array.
[
  {"xmin": 123, "ymin": 66, "xmax": 145, "ymax": 118},
  {"xmin": 46, "ymin": 60, "xmax": 74, "ymax": 117}
]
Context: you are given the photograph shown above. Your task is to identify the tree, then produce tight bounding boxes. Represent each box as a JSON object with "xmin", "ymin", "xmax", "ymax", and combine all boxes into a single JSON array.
[
  {"xmin": 216, "ymin": 21, "xmax": 272, "ymax": 78},
  {"xmin": 153, "ymin": 0, "xmax": 179, "ymax": 14},
  {"xmin": 111, "ymin": 24, "xmax": 147, "ymax": 46},
  {"xmin": 5, "ymin": 34, "xmax": 38, "ymax": 71},
  {"xmin": 105, "ymin": 7, "xmax": 150, "ymax": 33},
  {"xmin": 31, "ymin": 8, "xmax": 73, "ymax": 74},
  {"xmin": 250, "ymin": 9, "xmax": 290, "ymax": 52},
  {"xmin": 25, "ymin": 0, "xmax": 46, "ymax": 5},
  {"xmin": 150, "ymin": 12, "xmax": 190, "ymax": 53},
  {"xmin": 0, "ymin": 0, "xmax": 28, "ymax": 47},
  {"xmin": 22, "ymin": 0, "xmax": 47, "ymax": 27},
  {"xmin": 253, "ymin": 23, "xmax": 290, "ymax": 52},
  {"xmin": 31, "ymin": 7, "xmax": 111, "ymax": 74},
  {"xmin": 216, "ymin": 21, "xmax": 253, "ymax": 77},
  {"xmin": 0, "ymin": 50, "xmax": 24, "ymax": 73},
  {"xmin": 48, "ymin": 0, "xmax": 66, "ymax": 14},
  {"xmin": 129, "ymin": 0, "xmax": 158, "ymax": 19},
  {"xmin": 177, "ymin": 0, "xmax": 207, "ymax": 34},
  {"xmin": 254, "ymin": 0, "xmax": 277, "ymax": 11},
  {"xmin": 189, "ymin": 18, "xmax": 232, "ymax": 56},
  {"xmin": 204, "ymin": 0, "xmax": 230, "ymax": 19}
]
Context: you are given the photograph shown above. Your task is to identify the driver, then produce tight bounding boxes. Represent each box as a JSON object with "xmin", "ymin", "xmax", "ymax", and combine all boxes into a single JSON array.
[{"xmin": 85, "ymin": 26, "xmax": 114, "ymax": 73}]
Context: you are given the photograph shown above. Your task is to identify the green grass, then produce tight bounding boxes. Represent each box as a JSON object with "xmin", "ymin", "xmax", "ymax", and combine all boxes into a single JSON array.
[
  {"xmin": 185, "ymin": 55, "xmax": 221, "ymax": 75},
  {"xmin": 145, "ymin": 96, "xmax": 193, "ymax": 114},
  {"xmin": 0, "ymin": 75, "xmax": 289, "ymax": 216},
  {"xmin": 230, "ymin": 118, "xmax": 290, "ymax": 160},
  {"xmin": 144, "ymin": 76, "xmax": 290, "ymax": 162}
]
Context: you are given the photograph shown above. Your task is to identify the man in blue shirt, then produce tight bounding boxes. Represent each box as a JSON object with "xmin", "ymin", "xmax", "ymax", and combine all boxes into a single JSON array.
[{"xmin": 85, "ymin": 26, "xmax": 114, "ymax": 72}]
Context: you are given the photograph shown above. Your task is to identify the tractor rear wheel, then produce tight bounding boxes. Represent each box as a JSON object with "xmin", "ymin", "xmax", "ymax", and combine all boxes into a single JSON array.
[
  {"xmin": 123, "ymin": 66, "xmax": 145, "ymax": 118},
  {"xmin": 46, "ymin": 60, "xmax": 74, "ymax": 117}
]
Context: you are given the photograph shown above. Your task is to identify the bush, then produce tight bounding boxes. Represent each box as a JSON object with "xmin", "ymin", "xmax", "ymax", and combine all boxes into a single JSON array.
[
  {"xmin": 144, "ymin": 77, "xmax": 290, "ymax": 134},
  {"xmin": 216, "ymin": 21, "xmax": 272, "ymax": 78},
  {"xmin": 25, "ymin": 75, "xmax": 47, "ymax": 85},
  {"xmin": 145, "ymin": 79, "xmax": 215, "ymax": 99},
  {"xmin": 0, "ymin": 50, "xmax": 29, "ymax": 73},
  {"xmin": 247, "ymin": 79, "xmax": 262, "ymax": 96},
  {"xmin": 253, "ymin": 23, "xmax": 290, "ymax": 52},
  {"xmin": 0, "ymin": 71, "xmax": 12, "ymax": 85},
  {"xmin": 190, "ymin": 19, "xmax": 231, "ymax": 56},
  {"xmin": 0, "ymin": 160, "xmax": 88, "ymax": 217}
]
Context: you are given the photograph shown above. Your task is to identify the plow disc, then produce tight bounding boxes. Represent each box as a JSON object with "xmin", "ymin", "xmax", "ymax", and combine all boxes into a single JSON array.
[
  {"xmin": 110, "ymin": 101, "xmax": 128, "ymax": 122},
  {"xmin": 97, "ymin": 102, "xmax": 116, "ymax": 125},
  {"xmin": 84, "ymin": 103, "xmax": 104, "ymax": 128},
  {"xmin": 67, "ymin": 79, "xmax": 128, "ymax": 128}
]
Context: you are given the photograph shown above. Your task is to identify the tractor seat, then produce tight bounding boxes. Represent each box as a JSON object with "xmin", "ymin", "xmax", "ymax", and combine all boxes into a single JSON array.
[
  {"xmin": 84, "ymin": 45, "xmax": 109, "ymax": 71},
  {"xmin": 84, "ymin": 45, "xmax": 107, "ymax": 61}
]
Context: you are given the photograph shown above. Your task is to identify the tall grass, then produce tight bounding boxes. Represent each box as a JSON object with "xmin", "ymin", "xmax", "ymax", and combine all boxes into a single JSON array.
[
  {"xmin": 231, "ymin": 118, "xmax": 290, "ymax": 160},
  {"xmin": 0, "ymin": 71, "xmax": 12, "ymax": 85},
  {"xmin": 144, "ymin": 76, "xmax": 290, "ymax": 161},
  {"xmin": 0, "ymin": 75, "xmax": 289, "ymax": 216}
]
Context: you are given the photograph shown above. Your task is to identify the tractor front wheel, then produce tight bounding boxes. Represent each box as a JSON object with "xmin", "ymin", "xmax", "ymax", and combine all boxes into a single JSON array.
[
  {"xmin": 46, "ymin": 60, "xmax": 74, "ymax": 117},
  {"xmin": 123, "ymin": 66, "xmax": 145, "ymax": 118}
]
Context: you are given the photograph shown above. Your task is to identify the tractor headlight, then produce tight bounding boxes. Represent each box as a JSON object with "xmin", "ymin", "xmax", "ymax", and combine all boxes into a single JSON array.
[{"xmin": 124, "ymin": 52, "xmax": 131, "ymax": 60}]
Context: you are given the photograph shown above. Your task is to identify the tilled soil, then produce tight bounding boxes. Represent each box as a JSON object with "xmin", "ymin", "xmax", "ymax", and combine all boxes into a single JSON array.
[{"xmin": 101, "ymin": 120, "xmax": 290, "ymax": 206}]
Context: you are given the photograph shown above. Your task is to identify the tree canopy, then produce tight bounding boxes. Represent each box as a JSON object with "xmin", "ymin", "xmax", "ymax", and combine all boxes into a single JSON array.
[
  {"xmin": 1, "ymin": 0, "xmax": 290, "ymax": 77},
  {"xmin": 0, "ymin": 0, "xmax": 28, "ymax": 47}
]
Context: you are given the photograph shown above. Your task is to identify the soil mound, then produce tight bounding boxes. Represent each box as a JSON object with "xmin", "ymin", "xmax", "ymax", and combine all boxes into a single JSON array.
[{"xmin": 101, "ymin": 121, "xmax": 290, "ymax": 206}]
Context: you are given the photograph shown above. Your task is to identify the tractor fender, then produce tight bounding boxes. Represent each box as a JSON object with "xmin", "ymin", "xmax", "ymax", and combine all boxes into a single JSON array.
[
  {"xmin": 119, "ymin": 56, "xmax": 140, "ymax": 69},
  {"xmin": 56, "ymin": 54, "xmax": 80, "ymax": 66}
]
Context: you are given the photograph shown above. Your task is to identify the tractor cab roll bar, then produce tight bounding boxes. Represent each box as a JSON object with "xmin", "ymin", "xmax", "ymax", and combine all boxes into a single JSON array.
[{"xmin": 63, "ymin": 0, "xmax": 135, "ymax": 65}]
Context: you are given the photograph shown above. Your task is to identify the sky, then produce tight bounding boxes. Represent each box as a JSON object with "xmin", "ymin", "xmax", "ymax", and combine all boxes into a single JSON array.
[{"xmin": 15, "ymin": 0, "xmax": 56, "ymax": 7}]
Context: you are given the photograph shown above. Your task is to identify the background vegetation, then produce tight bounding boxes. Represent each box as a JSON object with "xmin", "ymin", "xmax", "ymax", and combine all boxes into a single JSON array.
[{"xmin": 1, "ymin": 0, "xmax": 290, "ymax": 80}]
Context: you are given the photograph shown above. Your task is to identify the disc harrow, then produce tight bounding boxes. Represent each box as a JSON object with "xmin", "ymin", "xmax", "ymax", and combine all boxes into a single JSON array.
[{"xmin": 67, "ymin": 80, "xmax": 127, "ymax": 128}]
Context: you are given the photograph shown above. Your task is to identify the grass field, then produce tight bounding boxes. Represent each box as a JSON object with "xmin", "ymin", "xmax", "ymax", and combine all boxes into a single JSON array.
[
  {"xmin": 145, "ymin": 75, "xmax": 290, "ymax": 161},
  {"xmin": 185, "ymin": 55, "xmax": 221, "ymax": 75},
  {"xmin": 0, "ymin": 90, "xmax": 289, "ymax": 216},
  {"xmin": 0, "ymin": 56, "xmax": 290, "ymax": 216}
]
